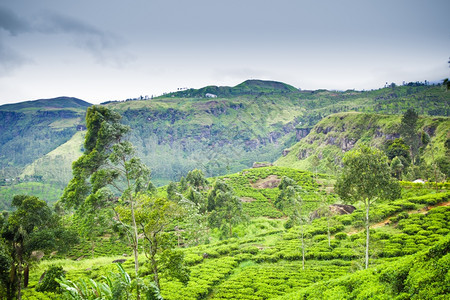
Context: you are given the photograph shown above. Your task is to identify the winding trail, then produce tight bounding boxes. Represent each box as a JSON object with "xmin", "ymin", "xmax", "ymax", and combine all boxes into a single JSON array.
[{"xmin": 347, "ymin": 201, "xmax": 450, "ymax": 235}]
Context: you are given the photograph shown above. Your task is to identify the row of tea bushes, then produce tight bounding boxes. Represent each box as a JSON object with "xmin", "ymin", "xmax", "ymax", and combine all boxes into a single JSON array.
[
  {"xmin": 211, "ymin": 261, "xmax": 349, "ymax": 300},
  {"xmin": 160, "ymin": 257, "xmax": 238, "ymax": 300},
  {"xmin": 274, "ymin": 235, "xmax": 450, "ymax": 300}
]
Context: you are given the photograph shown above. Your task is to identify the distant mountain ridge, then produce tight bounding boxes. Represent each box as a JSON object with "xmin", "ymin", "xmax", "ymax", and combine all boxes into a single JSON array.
[
  {"xmin": 166, "ymin": 79, "xmax": 299, "ymax": 98},
  {"xmin": 0, "ymin": 80, "xmax": 449, "ymax": 210},
  {"xmin": 0, "ymin": 96, "xmax": 91, "ymax": 111}
]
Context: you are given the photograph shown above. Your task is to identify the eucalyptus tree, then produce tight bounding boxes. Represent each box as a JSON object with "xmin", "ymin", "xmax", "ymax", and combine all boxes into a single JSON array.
[
  {"xmin": 61, "ymin": 105, "xmax": 151, "ymax": 299},
  {"xmin": 115, "ymin": 194, "xmax": 188, "ymax": 290},
  {"xmin": 186, "ymin": 169, "xmax": 208, "ymax": 190},
  {"xmin": 399, "ymin": 108, "xmax": 419, "ymax": 164},
  {"xmin": 335, "ymin": 146, "xmax": 401, "ymax": 269},
  {"xmin": 207, "ymin": 179, "xmax": 243, "ymax": 237}
]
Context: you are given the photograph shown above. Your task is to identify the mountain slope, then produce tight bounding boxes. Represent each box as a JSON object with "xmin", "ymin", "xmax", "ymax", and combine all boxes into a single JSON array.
[
  {"xmin": 165, "ymin": 79, "xmax": 299, "ymax": 98},
  {"xmin": 0, "ymin": 97, "xmax": 91, "ymax": 179},
  {"xmin": 1, "ymin": 81, "xmax": 449, "ymax": 196},
  {"xmin": 0, "ymin": 97, "xmax": 91, "ymax": 111},
  {"xmin": 275, "ymin": 112, "xmax": 450, "ymax": 177},
  {"xmin": 20, "ymin": 131, "xmax": 85, "ymax": 186}
]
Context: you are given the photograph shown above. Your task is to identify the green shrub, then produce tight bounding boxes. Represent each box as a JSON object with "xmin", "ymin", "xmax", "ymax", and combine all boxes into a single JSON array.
[
  {"xmin": 417, "ymin": 230, "xmax": 431, "ymax": 236},
  {"xmin": 184, "ymin": 253, "xmax": 203, "ymax": 266},
  {"xmin": 436, "ymin": 228, "xmax": 449, "ymax": 235},
  {"xmin": 335, "ymin": 232, "xmax": 347, "ymax": 240},
  {"xmin": 391, "ymin": 211, "xmax": 409, "ymax": 223},
  {"xmin": 337, "ymin": 214, "xmax": 353, "ymax": 225},
  {"xmin": 402, "ymin": 224, "xmax": 422, "ymax": 235},
  {"xmin": 36, "ymin": 265, "xmax": 65, "ymax": 293},
  {"xmin": 240, "ymin": 245, "xmax": 259, "ymax": 255},
  {"xmin": 380, "ymin": 259, "xmax": 411, "ymax": 293},
  {"xmin": 313, "ymin": 234, "xmax": 327, "ymax": 242},
  {"xmin": 353, "ymin": 220, "xmax": 364, "ymax": 229}
]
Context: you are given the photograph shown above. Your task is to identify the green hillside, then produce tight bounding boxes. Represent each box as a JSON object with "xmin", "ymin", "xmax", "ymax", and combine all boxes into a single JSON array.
[
  {"xmin": 275, "ymin": 112, "xmax": 450, "ymax": 179},
  {"xmin": 107, "ymin": 82, "xmax": 449, "ymax": 186},
  {"xmin": 20, "ymin": 131, "xmax": 85, "ymax": 186},
  {"xmin": 0, "ymin": 97, "xmax": 91, "ymax": 112},
  {"xmin": 164, "ymin": 79, "xmax": 299, "ymax": 98},
  {"xmin": 0, "ymin": 81, "xmax": 449, "ymax": 210},
  {"xmin": 0, "ymin": 97, "xmax": 91, "ymax": 179},
  {"xmin": 20, "ymin": 166, "xmax": 450, "ymax": 299},
  {"xmin": 0, "ymin": 132, "xmax": 87, "ymax": 210}
]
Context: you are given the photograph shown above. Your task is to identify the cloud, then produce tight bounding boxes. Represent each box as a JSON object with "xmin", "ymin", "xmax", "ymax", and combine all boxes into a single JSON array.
[
  {"xmin": 0, "ymin": 6, "xmax": 30, "ymax": 35},
  {"xmin": 0, "ymin": 6, "xmax": 132, "ymax": 72},
  {"xmin": 0, "ymin": 7, "xmax": 32, "ymax": 75},
  {"xmin": 35, "ymin": 12, "xmax": 133, "ymax": 67},
  {"xmin": 0, "ymin": 42, "xmax": 31, "ymax": 76}
]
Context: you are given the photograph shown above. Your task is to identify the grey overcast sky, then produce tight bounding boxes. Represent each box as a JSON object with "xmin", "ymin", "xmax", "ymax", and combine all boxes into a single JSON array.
[{"xmin": 0, "ymin": 0, "xmax": 449, "ymax": 105}]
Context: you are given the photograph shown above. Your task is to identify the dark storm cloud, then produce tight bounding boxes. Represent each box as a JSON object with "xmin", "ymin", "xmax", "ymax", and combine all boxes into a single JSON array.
[
  {"xmin": 0, "ymin": 6, "xmax": 30, "ymax": 35},
  {"xmin": 35, "ymin": 12, "xmax": 130, "ymax": 66},
  {"xmin": 0, "ymin": 6, "xmax": 31, "ymax": 75},
  {"xmin": 0, "ymin": 43, "xmax": 31, "ymax": 77},
  {"xmin": 0, "ymin": 5, "xmax": 130, "ymax": 72}
]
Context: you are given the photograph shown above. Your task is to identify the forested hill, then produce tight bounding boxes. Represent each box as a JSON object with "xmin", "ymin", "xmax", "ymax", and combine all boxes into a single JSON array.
[
  {"xmin": 0, "ymin": 97, "xmax": 91, "ymax": 179},
  {"xmin": 0, "ymin": 80, "xmax": 449, "ymax": 210},
  {"xmin": 107, "ymin": 82, "xmax": 449, "ymax": 185},
  {"xmin": 165, "ymin": 79, "xmax": 299, "ymax": 98},
  {"xmin": 275, "ymin": 112, "xmax": 450, "ymax": 178},
  {"xmin": 0, "ymin": 97, "xmax": 91, "ymax": 111}
]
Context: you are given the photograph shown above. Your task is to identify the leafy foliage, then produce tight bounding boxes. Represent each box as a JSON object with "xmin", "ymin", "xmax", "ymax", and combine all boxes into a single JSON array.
[{"xmin": 35, "ymin": 265, "xmax": 65, "ymax": 293}]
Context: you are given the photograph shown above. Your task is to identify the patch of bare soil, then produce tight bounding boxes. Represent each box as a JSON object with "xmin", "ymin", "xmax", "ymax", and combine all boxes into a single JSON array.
[
  {"xmin": 347, "ymin": 201, "xmax": 450, "ymax": 235},
  {"xmin": 251, "ymin": 175, "xmax": 281, "ymax": 189},
  {"xmin": 415, "ymin": 200, "xmax": 450, "ymax": 214},
  {"xmin": 240, "ymin": 197, "xmax": 256, "ymax": 202}
]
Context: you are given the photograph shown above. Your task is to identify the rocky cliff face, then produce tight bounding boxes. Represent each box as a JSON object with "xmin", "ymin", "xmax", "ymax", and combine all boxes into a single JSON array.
[
  {"xmin": 275, "ymin": 112, "xmax": 445, "ymax": 172},
  {"xmin": 275, "ymin": 112, "xmax": 450, "ymax": 174}
]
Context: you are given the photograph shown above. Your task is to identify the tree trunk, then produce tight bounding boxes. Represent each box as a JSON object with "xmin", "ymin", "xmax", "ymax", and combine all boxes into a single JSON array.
[
  {"xmin": 430, "ymin": 145, "xmax": 438, "ymax": 191},
  {"xmin": 23, "ymin": 264, "xmax": 29, "ymax": 288},
  {"xmin": 6, "ymin": 262, "xmax": 16, "ymax": 300},
  {"xmin": 327, "ymin": 213, "xmax": 331, "ymax": 248},
  {"xmin": 91, "ymin": 238, "xmax": 95, "ymax": 258},
  {"xmin": 301, "ymin": 222, "xmax": 305, "ymax": 270},
  {"xmin": 152, "ymin": 257, "xmax": 160, "ymax": 290},
  {"xmin": 151, "ymin": 236, "xmax": 160, "ymax": 290},
  {"xmin": 17, "ymin": 264, "xmax": 22, "ymax": 300},
  {"xmin": 130, "ymin": 197, "xmax": 140, "ymax": 300},
  {"xmin": 365, "ymin": 200, "xmax": 370, "ymax": 269}
]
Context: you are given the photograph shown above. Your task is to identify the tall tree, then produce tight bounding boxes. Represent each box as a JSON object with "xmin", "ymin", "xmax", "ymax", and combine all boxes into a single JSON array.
[
  {"xmin": 115, "ymin": 194, "xmax": 187, "ymax": 290},
  {"xmin": 390, "ymin": 156, "xmax": 405, "ymax": 180},
  {"xmin": 186, "ymin": 169, "xmax": 208, "ymax": 190},
  {"xmin": 60, "ymin": 106, "xmax": 150, "ymax": 300},
  {"xmin": 335, "ymin": 146, "xmax": 400, "ymax": 269},
  {"xmin": 399, "ymin": 108, "xmax": 419, "ymax": 164},
  {"xmin": 207, "ymin": 179, "xmax": 243, "ymax": 237}
]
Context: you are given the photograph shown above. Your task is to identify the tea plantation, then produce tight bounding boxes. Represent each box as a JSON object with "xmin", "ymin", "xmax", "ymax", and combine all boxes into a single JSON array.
[{"xmin": 20, "ymin": 167, "xmax": 449, "ymax": 299}]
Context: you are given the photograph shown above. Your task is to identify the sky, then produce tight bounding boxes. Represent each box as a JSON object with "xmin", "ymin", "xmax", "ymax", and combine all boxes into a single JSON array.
[{"xmin": 0, "ymin": 0, "xmax": 449, "ymax": 105}]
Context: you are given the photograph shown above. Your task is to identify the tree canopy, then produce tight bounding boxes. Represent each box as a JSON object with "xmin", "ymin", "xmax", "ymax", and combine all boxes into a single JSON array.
[{"xmin": 335, "ymin": 146, "xmax": 400, "ymax": 269}]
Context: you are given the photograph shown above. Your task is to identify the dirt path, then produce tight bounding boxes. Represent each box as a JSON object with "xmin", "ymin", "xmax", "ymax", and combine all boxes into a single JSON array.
[{"xmin": 347, "ymin": 200, "xmax": 450, "ymax": 235}]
